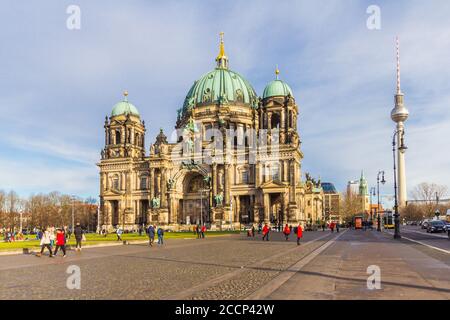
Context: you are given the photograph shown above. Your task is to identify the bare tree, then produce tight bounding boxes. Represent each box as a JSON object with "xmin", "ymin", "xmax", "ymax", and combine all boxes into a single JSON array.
[
  {"xmin": 410, "ymin": 182, "xmax": 448, "ymax": 218},
  {"xmin": 0, "ymin": 190, "xmax": 6, "ymax": 227},
  {"xmin": 6, "ymin": 190, "xmax": 20, "ymax": 230}
]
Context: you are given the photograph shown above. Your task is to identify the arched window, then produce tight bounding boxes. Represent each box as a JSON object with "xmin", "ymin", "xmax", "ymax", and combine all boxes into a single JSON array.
[
  {"xmin": 272, "ymin": 164, "xmax": 280, "ymax": 181},
  {"xmin": 241, "ymin": 170, "xmax": 249, "ymax": 184},
  {"xmin": 115, "ymin": 130, "xmax": 121, "ymax": 144},
  {"xmin": 112, "ymin": 176, "xmax": 120, "ymax": 190},
  {"xmin": 140, "ymin": 176, "xmax": 147, "ymax": 190},
  {"xmin": 271, "ymin": 113, "xmax": 280, "ymax": 129}
]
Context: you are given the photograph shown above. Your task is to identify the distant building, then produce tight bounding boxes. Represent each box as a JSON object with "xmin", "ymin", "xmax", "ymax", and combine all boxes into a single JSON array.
[
  {"xmin": 346, "ymin": 171, "xmax": 370, "ymax": 216},
  {"xmin": 321, "ymin": 182, "xmax": 341, "ymax": 223}
]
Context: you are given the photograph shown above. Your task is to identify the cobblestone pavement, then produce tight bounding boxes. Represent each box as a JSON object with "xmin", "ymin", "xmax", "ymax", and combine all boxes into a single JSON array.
[
  {"xmin": 3, "ymin": 229, "xmax": 447, "ymax": 300},
  {"xmin": 265, "ymin": 229, "xmax": 450, "ymax": 300},
  {"xmin": 0, "ymin": 231, "xmax": 332, "ymax": 300}
]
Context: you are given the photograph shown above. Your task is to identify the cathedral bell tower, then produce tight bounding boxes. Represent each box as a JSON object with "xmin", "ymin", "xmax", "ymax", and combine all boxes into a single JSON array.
[{"xmin": 102, "ymin": 91, "xmax": 146, "ymax": 160}]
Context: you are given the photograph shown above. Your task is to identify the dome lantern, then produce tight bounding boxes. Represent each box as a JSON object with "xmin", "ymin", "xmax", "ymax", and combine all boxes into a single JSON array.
[{"xmin": 215, "ymin": 32, "xmax": 229, "ymax": 69}]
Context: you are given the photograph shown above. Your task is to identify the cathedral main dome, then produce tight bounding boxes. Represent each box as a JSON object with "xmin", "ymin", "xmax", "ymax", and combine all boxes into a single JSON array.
[
  {"xmin": 182, "ymin": 33, "xmax": 258, "ymax": 113},
  {"xmin": 182, "ymin": 68, "xmax": 258, "ymax": 111}
]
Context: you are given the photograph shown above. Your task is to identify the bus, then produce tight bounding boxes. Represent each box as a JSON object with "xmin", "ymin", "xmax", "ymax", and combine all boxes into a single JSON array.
[
  {"xmin": 383, "ymin": 211, "xmax": 395, "ymax": 229},
  {"xmin": 353, "ymin": 216, "xmax": 363, "ymax": 230}
]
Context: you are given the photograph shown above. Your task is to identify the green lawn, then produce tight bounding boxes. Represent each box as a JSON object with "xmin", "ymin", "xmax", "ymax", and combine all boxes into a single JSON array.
[{"xmin": 0, "ymin": 231, "xmax": 240, "ymax": 252}]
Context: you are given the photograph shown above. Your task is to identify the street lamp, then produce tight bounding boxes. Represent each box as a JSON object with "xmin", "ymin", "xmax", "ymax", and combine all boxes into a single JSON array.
[
  {"xmin": 393, "ymin": 129, "xmax": 407, "ymax": 239},
  {"xmin": 71, "ymin": 195, "xmax": 77, "ymax": 234},
  {"xmin": 377, "ymin": 171, "xmax": 386, "ymax": 232},
  {"xmin": 370, "ymin": 187, "xmax": 376, "ymax": 222}
]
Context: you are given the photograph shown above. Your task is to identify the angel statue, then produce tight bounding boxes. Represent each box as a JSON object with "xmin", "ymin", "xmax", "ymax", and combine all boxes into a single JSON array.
[
  {"xmin": 151, "ymin": 197, "xmax": 160, "ymax": 209},
  {"xmin": 214, "ymin": 193, "xmax": 224, "ymax": 206}
]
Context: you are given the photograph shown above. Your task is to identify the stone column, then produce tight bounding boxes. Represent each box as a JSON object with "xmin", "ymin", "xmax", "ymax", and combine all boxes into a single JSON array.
[
  {"xmin": 149, "ymin": 168, "xmax": 155, "ymax": 200},
  {"xmin": 156, "ymin": 171, "xmax": 161, "ymax": 196},
  {"xmin": 224, "ymin": 165, "xmax": 230, "ymax": 206},
  {"xmin": 212, "ymin": 163, "xmax": 217, "ymax": 202},
  {"xmin": 235, "ymin": 196, "xmax": 240, "ymax": 222},
  {"xmin": 267, "ymin": 112, "xmax": 272, "ymax": 134},
  {"xmin": 255, "ymin": 163, "xmax": 260, "ymax": 186},
  {"xmin": 161, "ymin": 168, "xmax": 167, "ymax": 208},
  {"xmin": 283, "ymin": 160, "xmax": 288, "ymax": 182},
  {"xmin": 264, "ymin": 193, "xmax": 270, "ymax": 223}
]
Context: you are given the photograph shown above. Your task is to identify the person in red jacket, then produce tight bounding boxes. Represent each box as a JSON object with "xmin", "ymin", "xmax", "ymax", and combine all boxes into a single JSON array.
[
  {"xmin": 330, "ymin": 221, "xmax": 335, "ymax": 233},
  {"xmin": 262, "ymin": 223, "xmax": 270, "ymax": 241},
  {"xmin": 283, "ymin": 224, "xmax": 290, "ymax": 241},
  {"xmin": 53, "ymin": 228, "xmax": 67, "ymax": 257},
  {"xmin": 296, "ymin": 224, "xmax": 303, "ymax": 245},
  {"xmin": 201, "ymin": 225, "xmax": 206, "ymax": 239}
]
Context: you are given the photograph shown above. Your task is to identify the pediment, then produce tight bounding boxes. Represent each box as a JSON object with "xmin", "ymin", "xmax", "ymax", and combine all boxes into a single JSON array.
[
  {"xmin": 259, "ymin": 179, "xmax": 288, "ymax": 189},
  {"xmin": 104, "ymin": 188, "xmax": 125, "ymax": 196}
]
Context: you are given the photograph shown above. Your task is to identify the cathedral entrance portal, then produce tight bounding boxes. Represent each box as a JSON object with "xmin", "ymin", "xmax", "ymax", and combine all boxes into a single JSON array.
[
  {"xmin": 111, "ymin": 200, "xmax": 119, "ymax": 226},
  {"xmin": 238, "ymin": 195, "xmax": 252, "ymax": 224},
  {"xmin": 269, "ymin": 193, "xmax": 283, "ymax": 226},
  {"xmin": 179, "ymin": 172, "xmax": 210, "ymax": 225}
]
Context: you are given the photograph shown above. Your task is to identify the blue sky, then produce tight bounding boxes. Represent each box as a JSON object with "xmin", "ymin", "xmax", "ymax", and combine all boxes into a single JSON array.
[{"xmin": 1, "ymin": 0, "xmax": 450, "ymax": 208}]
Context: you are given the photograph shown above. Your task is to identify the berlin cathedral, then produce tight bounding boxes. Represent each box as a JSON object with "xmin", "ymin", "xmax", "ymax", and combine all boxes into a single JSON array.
[{"xmin": 97, "ymin": 34, "xmax": 324, "ymax": 231}]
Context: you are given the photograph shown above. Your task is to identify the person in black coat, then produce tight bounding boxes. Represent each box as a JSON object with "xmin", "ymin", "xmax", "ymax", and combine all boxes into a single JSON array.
[{"xmin": 74, "ymin": 223, "xmax": 83, "ymax": 251}]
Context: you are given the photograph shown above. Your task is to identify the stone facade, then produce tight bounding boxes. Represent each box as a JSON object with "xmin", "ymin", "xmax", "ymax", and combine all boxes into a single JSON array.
[{"xmin": 97, "ymin": 36, "xmax": 323, "ymax": 231}]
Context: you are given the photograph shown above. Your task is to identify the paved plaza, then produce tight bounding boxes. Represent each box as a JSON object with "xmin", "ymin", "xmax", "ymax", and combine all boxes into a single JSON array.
[{"xmin": 0, "ymin": 228, "xmax": 449, "ymax": 300}]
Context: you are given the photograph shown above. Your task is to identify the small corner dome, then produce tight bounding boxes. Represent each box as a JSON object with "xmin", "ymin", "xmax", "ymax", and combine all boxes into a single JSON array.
[
  {"xmin": 263, "ymin": 79, "xmax": 293, "ymax": 99},
  {"xmin": 111, "ymin": 91, "xmax": 140, "ymax": 117}
]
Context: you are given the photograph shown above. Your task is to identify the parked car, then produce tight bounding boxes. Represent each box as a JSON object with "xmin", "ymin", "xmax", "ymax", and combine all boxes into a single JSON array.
[
  {"xmin": 443, "ymin": 222, "xmax": 450, "ymax": 232},
  {"xmin": 421, "ymin": 219, "xmax": 430, "ymax": 229},
  {"xmin": 426, "ymin": 220, "xmax": 446, "ymax": 233}
]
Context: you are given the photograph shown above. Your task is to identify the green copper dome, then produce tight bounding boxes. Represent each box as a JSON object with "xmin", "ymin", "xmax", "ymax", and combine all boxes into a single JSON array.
[
  {"xmin": 263, "ymin": 79, "xmax": 293, "ymax": 99},
  {"xmin": 182, "ymin": 68, "xmax": 258, "ymax": 112},
  {"xmin": 111, "ymin": 92, "xmax": 140, "ymax": 117}
]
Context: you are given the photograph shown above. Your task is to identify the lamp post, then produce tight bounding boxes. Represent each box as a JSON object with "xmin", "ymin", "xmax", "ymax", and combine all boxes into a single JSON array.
[
  {"xmin": 71, "ymin": 195, "xmax": 76, "ymax": 234},
  {"xmin": 377, "ymin": 171, "xmax": 386, "ymax": 232},
  {"xmin": 97, "ymin": 198, "xmax": 101, "ymax": 234},
  {"xmin": 393, "ymin": 129, "xmax": 407, "ymax": 239},
  {"xmin": 19, "ymin": 210, "xmax": 23, "ymax": 232},
  {"xmin": 370, "ymin": 187, "xmax": 376, "ymax": 222}
]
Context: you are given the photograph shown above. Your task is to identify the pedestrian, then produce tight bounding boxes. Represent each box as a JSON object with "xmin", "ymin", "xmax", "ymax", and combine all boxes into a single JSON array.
[
  {"xmin": 258, "ymin": 222, "xmax": 262, "ymax": 234},
  {"xmin": 148, "ymin": 224, "xmax": 155, "ymax": 246},
  {"xmin": 322, "ymin": 223, "xmax": 326, "ymax": 232},
  {"xmin": 201, "ymin": 225, "xmax": 206, "ymax": 239},
  {"xmin": 116, "ymin": 227, "xmax": 123, "ymax": 241},
  {"xmin": 157, "ymin": 227, "xmax": 164, "ymax": 245},
  {"xmin": 74, "ymin": 222, "xmax": 83, "ymax": 251},
  {"xmin": 49, "ymin": 227, "xmax": 56, "ymax": 249},
  {"xmin": 330, "ymin": 221, "xmax": 335, "ymax": 233},
  {"xmin": 336, "ymin": 223, "xmax": 340, "ymax": 233},
  {"xmin": 36, "ymin": 228, "xmax": 53, "ymax": 257},
  {"xmin": 296, "ymin": 224, "xmax": 303, "ymax": 245},
  {"xmin": 283, "ymin": 224, "xmax": 290, "ymax": 241},
  {"xmin": 251, "ymin": 225, "xmax": 255, "ymax": 238},
  {"xmin": 53, "ymin": 228, "xmax": 67, "ymax": 257},
  {"xmin": 196, "ymin": 224, "xmax": 201, "ymax": 239},
  {"xmin": 262, "ymin": 223, "xmax": 270, "ymax": 241}
]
